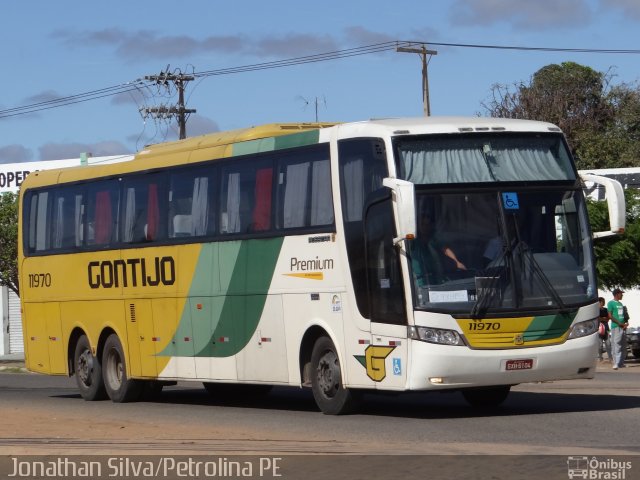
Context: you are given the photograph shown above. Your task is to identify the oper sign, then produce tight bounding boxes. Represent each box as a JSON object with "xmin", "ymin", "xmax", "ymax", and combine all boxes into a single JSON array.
[{"xmin": 0, "ymin": 156, "xmax": 134, "ymax": 194}]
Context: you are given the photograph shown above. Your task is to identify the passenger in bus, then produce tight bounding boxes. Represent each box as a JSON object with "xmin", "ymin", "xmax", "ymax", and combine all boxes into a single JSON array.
[{"xmin": 410, "ymin": 215, "xmax": 466, "ymax": 286}]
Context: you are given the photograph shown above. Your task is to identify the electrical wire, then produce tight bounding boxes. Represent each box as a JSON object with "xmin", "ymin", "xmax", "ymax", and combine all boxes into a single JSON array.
[
  {"xmin": 2, "ymin": 40, "xmax": 640, "ymax": 120},
  {"xmin": 0, "ymin": 83, "xmax": 145, "ymax": 119}
]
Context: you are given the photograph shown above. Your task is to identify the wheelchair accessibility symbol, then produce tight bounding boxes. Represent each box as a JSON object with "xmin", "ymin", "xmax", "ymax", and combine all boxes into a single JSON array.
[
  {"xmin": 502, "ymin": 192, "xmax": 519, "ymax": 210},
  {"xmin": 392, "ymin": 358, "xmax": 402, "ymax": 376}
]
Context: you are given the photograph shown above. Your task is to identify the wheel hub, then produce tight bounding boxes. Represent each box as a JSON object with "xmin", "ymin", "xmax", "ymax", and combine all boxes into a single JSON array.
[
  {"xmin": 106, "ymin": 349, "xmax": 124, "ymax": 389},
  {"xmin": 77, "ymin": 350, "xmax": 93, "ymax": 385},
  {"xmin": 317, "ymin": 351, "xmax": 340, "ymax": 398}
]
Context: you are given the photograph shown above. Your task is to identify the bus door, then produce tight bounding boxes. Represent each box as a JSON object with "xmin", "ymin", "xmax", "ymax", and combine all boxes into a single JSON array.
[{"xmin": 364, "ymin": 196, "xmax": 408, "ymax": 389}]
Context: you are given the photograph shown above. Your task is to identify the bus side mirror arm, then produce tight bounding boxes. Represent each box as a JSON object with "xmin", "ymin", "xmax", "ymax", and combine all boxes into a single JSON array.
[
  {"xmin": 580, "ymin": 173, "xmax": 626, "ymax": 239},
  {"xmin": 382, "ymin": 177, "xmax": 416, "ymax": 245}
]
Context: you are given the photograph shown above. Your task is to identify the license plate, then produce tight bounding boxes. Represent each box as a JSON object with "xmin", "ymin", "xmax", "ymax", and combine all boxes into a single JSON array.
[{"xmin": 505, "ymin": 359, "xmax": 533, "ymax": 371}]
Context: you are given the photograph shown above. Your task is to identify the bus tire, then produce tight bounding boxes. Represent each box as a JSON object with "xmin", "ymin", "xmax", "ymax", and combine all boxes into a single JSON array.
[
  {"xmin": 462, "ymin": 385, "xmax": 511, "ymax": 408},
  {"xmin": 102, "ymin": 334, "xmax": 143, "ymax": 403},
  {"xmin": 310, "ymin": 336, "xmax": 360, "ymax": 415},
  {"xmin": 73, "ymin": 335, "xmax": 107, "ymax": 401}
]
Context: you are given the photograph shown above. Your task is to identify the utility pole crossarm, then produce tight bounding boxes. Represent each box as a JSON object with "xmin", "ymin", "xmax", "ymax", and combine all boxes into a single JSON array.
[
  {"xmin": 396, "ymin": 45, "xmax": 438, "ymax": 116},
  {"xmin": 143, "ymin": 72, "xmax": 196, "ymax": 139}
]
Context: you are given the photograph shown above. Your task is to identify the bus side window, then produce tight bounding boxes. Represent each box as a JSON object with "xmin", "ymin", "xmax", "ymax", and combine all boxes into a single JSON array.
[
  {"xmin": 86, "ymin": 180, "xmax": 120, "ymax": 247},
  {"xmin": 252, "ymin": 167, "xmax": 272, "ymax": 231},
  {"xmin": 277, "ymin": 147, "xmax": 334, "ymax": 230},
  {"xmin": 122, "ymin": 174, "xmax": 167, "ymax": 243},
  {"xmin": 26, "ymin": 190, "xmax": 51, "ymax": 253},
  {"xmin": 51, "ymin": 187, "xmax": 85, "ymax": 250},
  {"xmin": 220, "ymin": 158, "xmax": 273, "ymax": 235},
  {"xmin": 168, "ymin": 177, "xmax": 190, "ymax": 238},
  {"xmin": 169, "ymin": 168, "xmax": 215, "ymax": 239}
]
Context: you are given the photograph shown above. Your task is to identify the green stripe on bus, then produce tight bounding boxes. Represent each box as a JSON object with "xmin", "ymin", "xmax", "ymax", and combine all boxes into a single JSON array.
[
  {"xmin": 274, "ymin": 130, "xmax": 320, "ymax": 149},
  {"xmin": 523, "ymin": 312, "xmax": 576, "ymax": 341},
  {"xmin": 232, "ymin": 130, "xmax": 320, "ymax": 156},
  {"xmin": 232, "ymin": 137, "xmax": 276, "ymax": 156},
  {"xmin": 159, "ymin": 238, "xmax": 284, "ymax": 358}
]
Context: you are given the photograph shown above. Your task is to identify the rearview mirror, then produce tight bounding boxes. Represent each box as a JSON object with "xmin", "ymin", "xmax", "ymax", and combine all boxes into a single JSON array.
[
  {"xmin": 580, "ymin": 173, "xmax": 625, "ymax": 238},
  {"xmin": 382, "ymin": 177, "xmax": 416, "ymax": 244}
]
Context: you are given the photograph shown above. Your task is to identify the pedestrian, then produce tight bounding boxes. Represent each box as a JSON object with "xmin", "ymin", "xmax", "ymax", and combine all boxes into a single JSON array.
[
  {"xmin": 597, "ymin": 297, "xmax": 611, "ymax": 362},
  {"xmin": 607, "ymin": 288, "xmax": 629, "ymax": 370}
]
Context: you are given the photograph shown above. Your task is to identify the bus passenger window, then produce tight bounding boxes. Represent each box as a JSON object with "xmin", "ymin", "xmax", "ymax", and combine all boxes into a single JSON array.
[
  {"xmin": 252, "ymin": 167, "xmax": 272, "ymax": 231},
  {"xmin": 26, "ymin": 190, "xmax": 51, "ymax": 253},
  {"xmin": 122, "ymin": 175, "xmax": 167, "ymax": 243},
  {"xmin": 168, "ymin": 169, "xmax": 215, "ymax": 239},
  {"xmin": 86, "ymin": 181, "xmax": 119, "ymax": 247},
  {"xmin": 51, "ymin": 187, "xmax": 85, "ymax": 250},
  {"xmin": 220, "ymin": 159, "xmax": 273, "ymax": 235},
  {"xmin": 277, "ymin": 151, "xmax": 333, "ymax": 230},
  {"xmin": 94, "ymin": 191, "xmax": 113, "ymax": 244}
]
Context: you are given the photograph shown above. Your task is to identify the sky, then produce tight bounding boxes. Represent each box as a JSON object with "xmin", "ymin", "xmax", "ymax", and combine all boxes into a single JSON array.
[{"xmin": 1, "ymin": 0, "xmax": 639, "ymax": 164}]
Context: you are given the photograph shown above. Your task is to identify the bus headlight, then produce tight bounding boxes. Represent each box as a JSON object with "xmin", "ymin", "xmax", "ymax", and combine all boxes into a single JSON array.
[
  {"xmin": 408, "ymin": 326, "xmax": 465, "ymax": 346},
  {"xmin": 567, "ymin": 319, "xmax": 599, "ymax": 339}
]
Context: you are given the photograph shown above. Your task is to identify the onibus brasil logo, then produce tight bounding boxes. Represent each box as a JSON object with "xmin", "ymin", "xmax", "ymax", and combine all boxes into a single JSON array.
[{"xmin": 567, "ymin": 456, "xmax": 632, "ymax": 479}]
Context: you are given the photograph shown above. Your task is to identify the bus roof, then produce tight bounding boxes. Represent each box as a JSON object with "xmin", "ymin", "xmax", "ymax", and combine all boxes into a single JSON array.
[
  {"xmin": 20, "ymin": 122, "xmax": 337, "ymax": 190},
  {"xmin": 334, "ymin": 116, "xmax": 562, "ymax": 138},
  {"xmin": 19, "ymin": 117, "xmax": 562, "ymax": 190}
]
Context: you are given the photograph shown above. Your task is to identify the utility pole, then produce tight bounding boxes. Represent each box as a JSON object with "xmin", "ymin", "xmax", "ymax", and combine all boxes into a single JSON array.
[
  {"xmin": 396, "ymin": 45, "xmax": 438, "ymax": 116},
  {"xmin": 141, "ymin": 71, "xmax": 196, "ymax": 139}
]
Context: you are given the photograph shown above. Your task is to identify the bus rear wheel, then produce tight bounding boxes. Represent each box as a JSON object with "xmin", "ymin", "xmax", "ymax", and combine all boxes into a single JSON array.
[
  {"xmin": 74, "ymin": 335, "xmax": 107, "ymax": 401},
  {"xmin": 102, "ymin": 334, "xmax": 143, "ymax": 403},
  {"xmin": 462, "ymin": 385, "xmax": 511, "ymax": 408},
  {"xmin": 310, "ymin": 336, "xmax": 360, "ymax": 415}
]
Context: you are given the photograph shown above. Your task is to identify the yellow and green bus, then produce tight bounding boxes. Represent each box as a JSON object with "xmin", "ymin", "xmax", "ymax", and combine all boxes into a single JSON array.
[{"xmin": 18, "ymin": 117, "xmax": 624, "ymax": 414}]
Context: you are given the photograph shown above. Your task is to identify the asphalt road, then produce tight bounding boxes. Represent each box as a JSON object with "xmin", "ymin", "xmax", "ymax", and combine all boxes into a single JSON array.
[{"xmin": 1, "ymin": 361, "xmax": 639, "ymax": 479}]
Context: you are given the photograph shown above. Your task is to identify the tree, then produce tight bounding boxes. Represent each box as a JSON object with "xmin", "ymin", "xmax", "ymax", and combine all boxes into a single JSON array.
[
  {"xmin": 0, "ymin": 192, "xmax": 19, "ymax": 296},
  {"xmin": 483, "ymin": 62, "xmax": 640, "ymax": 170},
  {"xmin": 575, "ymin": 83, "xmax": 640, "ymax": 168},
  {"xmin": 587, "ymin": 190, "xmax": 640, "ymax": 289},
  {"xmin": 483, "ymin": 62, "xmax": 640, "ymax": 289}
]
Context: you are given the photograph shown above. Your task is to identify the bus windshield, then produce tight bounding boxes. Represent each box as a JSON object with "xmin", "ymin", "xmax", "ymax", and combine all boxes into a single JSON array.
[
  {"xmin": 395, "ymin": 132, "xmax": 576, "ymax": 183},
  {"xmin": 408, "ymin": 189, "xmax": 595, "ymax": 315}
]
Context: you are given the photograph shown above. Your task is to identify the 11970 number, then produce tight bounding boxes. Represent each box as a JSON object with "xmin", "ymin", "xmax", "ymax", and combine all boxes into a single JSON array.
[
  {"xmin": 28, "ymin": 273, "xmax": 52, "ymax": 288},
  {"xmin": 468, "ymin": 321, "xmax": 501, "ymax": 331}
]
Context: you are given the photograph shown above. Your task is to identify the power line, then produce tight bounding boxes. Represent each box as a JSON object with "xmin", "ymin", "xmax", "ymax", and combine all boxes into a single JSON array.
[
  {"xmin": 412, "ymin": 41, "xmax": 640, "ymax": 54},
  {"xmin": 0, "ymin": 42, "xmax": 401, "ymax": 119},
  {"xmin": 0, "ymin": 82, "xmax": 145, "ymax": 118},
  {"xmin": 192, "ymin": 41, "xmax": 400, "ymax": 78},
  {"xmin": 2, "ymin": 40, "xmax": 640, "ymax": 119}
]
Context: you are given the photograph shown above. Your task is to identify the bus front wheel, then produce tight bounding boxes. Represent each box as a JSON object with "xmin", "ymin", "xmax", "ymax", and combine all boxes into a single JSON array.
[
  {"xmin": 73, "ymin": 335, "xmax": 107, "ymax": 401},
  {"xmin": 461, "ymin": 385, "xmax": 511, "ymax": 408},
  {"xmin": 310, "ymin": 336, "xmax": 360, "ymax": 415},
  {"xmin": 102, "ymin": 334, "xmax": 143, "ymax": 403}
]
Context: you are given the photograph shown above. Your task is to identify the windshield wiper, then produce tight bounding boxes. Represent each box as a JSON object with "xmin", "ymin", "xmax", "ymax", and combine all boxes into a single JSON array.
[
  {"xmin": 514, "ymin": 240, "xmax": 568, "ymax": 313},
  {"xmin": 470, "ymin": 245, "xmax": 509, "ymax": 319}
]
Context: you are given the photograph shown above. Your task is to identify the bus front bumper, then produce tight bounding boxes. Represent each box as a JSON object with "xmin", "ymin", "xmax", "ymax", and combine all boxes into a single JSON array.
[{"xmin": 407, "ymin": 334, "xmax": 598, "ymax": 390}]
